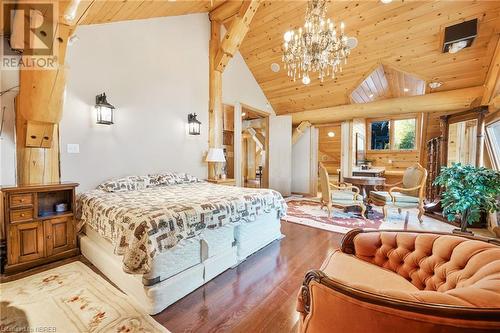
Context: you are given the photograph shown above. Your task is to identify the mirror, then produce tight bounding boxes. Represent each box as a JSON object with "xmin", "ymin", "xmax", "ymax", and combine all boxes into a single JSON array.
[{"xmin": 447, "ymin": 119, "xmax": 477, "ymax": 166}]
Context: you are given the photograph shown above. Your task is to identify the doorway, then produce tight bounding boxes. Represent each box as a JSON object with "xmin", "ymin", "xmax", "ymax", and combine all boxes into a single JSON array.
[
  {"xmin": 317, "ymin": 124, "xmax": 342, "ymax": 185},
  {"xmin": 241, "ymin": 104, "xmax": 269, "ymax": 189}
]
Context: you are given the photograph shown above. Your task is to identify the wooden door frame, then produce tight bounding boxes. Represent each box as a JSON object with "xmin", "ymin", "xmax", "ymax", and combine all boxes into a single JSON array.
[{"xmin": 231, "ymin": 103, "xmax": 271, "ymax": 188}]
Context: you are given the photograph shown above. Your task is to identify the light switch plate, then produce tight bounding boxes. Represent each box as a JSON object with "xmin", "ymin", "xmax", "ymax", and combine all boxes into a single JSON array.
[{"xmin": 67, "ymin": 143, "xmax": 80, "ymax": 154}]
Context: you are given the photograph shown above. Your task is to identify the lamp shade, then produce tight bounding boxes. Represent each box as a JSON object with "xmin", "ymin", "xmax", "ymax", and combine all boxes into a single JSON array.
[{"xmin": 206, "ymin": 148, "xmax": 226, "ymax": 162}]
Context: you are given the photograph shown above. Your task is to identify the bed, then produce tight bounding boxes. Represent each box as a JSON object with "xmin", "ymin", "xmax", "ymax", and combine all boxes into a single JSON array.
[{"xmin": 77, "ymin": 173, "xmax": 287, "ymax": 314}]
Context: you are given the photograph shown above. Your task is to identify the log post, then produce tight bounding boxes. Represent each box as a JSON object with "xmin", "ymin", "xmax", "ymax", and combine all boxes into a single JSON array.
[
  {"xmin": 208, "ymin": 21, "xmax": 223, "ymax": 179},
  {"xmin": 475, "ymin": 107, "xmax": 488, "ymax": 167}
]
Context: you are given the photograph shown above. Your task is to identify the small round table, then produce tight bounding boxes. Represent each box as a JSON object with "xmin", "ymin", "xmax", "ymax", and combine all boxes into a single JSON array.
[{"xmin": 342, "ymin": 176, "xmax": 385, "ymax": 217}]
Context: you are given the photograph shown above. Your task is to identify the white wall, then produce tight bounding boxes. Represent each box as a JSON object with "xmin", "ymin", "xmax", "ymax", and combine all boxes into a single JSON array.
[
  {"xmin": 0, "ymin": 38, "xmax": 19, "ymax": 186},
  {"xmin": 292, "ymin": 127, "xmax": 318, "ymax": 195},
  {"xmin": 61, "ymin": 14, "xmax": 270, "ymax": 191},
  {"xmin": 223, "ymin": 51, "xmax": 272, "ymax": 113},
  {"xmin": 292, "ymin": 127, "xmax": 311, "ymax": 194}
]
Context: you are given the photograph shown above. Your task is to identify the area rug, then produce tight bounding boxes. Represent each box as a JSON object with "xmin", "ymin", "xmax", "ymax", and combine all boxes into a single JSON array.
[
  {"xmin": 0, "ymin": 261, "xmax": 169, "ymax": 333},
  {"xmin": 284, "ymin": 198, "xmax": 386, "ymax": 234}
]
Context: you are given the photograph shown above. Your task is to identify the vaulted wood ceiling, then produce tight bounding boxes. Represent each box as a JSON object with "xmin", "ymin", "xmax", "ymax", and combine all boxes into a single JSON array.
[
  {"xmin": 80, "ymin": 0, "xmax": 226, "ymax": 25},
  {"xmin": 77, "ymin": 1, "xmax": 500, "ymax": 115},
  {"xmin": 350, "ymin": 64, "xmax": 426, "ymax": 104},
  {"xmin": 239, "ymin": 0, "xmax": 500, "ymax": 114}
]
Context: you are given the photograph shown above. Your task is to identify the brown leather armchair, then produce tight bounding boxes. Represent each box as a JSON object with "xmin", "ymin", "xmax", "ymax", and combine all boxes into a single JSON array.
[{"xmin": 297, "ymin": 229, "xmax": 500, "ymax": 333}]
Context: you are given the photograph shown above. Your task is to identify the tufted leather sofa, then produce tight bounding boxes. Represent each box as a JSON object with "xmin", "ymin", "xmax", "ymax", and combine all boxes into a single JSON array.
[{"xmin": 297, "ymin": 229, "xmax": 500, "ymax": 333}]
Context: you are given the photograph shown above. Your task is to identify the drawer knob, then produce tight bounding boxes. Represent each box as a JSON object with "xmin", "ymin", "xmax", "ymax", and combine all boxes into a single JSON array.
[
  {"xmin": 20, "ymin": 213, "xmax": 25, "ymax": 217},
  {"xmin": 20, "ymin": 199, "xmax": 25, "ymax": 202}
]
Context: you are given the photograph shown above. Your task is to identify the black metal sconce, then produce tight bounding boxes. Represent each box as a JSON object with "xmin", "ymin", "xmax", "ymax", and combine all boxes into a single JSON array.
[
  {"xmin": 188, "ymin": 113, "xmax": 201, "ymax": 135},
  {"xmin": 95, "ymin": 93, "xmax": 115, "ymax": 125}
]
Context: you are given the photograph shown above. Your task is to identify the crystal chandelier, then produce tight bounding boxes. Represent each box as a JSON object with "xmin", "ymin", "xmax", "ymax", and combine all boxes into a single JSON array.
[{"xmin": 282, "ymin": 0, "xmax": 352, "ymax": 85}]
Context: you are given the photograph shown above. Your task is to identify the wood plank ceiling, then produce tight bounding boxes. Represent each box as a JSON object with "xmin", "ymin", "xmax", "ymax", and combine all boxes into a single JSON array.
[
  {"xmin": 239, "ymin": 0, "xmax": 500, "ymax": 114},
  {"xmin": 350, "ymin": 64, "xmax": 426, "ymax": 104},
  {"xmin": 80, "ymin": 0, "xmax": 226, "ymax": 25},
  {"xmin": 77, "ymin": 1, "xmax": 500, "ymax": 115}
]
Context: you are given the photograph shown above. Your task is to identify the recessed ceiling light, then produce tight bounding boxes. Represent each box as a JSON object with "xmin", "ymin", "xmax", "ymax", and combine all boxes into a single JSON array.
[
  {"xmin": 270, "ymin": 63, "xmax": 280, "ymax": 73},
  {"xmin": 404, "ymin": 88, "xmax": 409, "ymax": 92},
  {"xmin": 302, "ymin": 75, "xmax": 311, "ymax": 85},
  {"xmin": 380, "ymin": 0, "xmax": 393, "ymax": 3},
  {"xmin": 241, "ymin": 112, "xmax": 246, "ymax": 117},
  {"xmin": 428, "ymin": 81, "xmax": 443, "ymax": 89},
  {"xmin": 328, "ymin": 131, "xmax": 335, "ymax": 138},
  {"xmin": 368, "ymin": 93, "xmax": 374, "ymax": 98}
]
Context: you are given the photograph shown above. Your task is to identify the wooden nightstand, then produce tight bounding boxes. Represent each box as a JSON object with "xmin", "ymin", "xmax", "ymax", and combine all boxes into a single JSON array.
[
  {"xmin": 1, "ymin": 182, "xmax": 79, "ymax": 274},
  {"xmin": 206, "ymin": 178, "xmax": 236, "ymax": 186}
]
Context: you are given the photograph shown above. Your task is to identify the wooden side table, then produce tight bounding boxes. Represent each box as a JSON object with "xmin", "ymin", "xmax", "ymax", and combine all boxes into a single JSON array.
[
  {"xmin": 343, "ymin": 176, "xmax": 385, "ymax": 217},
  {"xmin": 206, "ymin": 178, "xmax": 236, "ymax": 186},
  {"xmin": 1, "ymin": 182, "xmax": 79, "ymax": 274}
]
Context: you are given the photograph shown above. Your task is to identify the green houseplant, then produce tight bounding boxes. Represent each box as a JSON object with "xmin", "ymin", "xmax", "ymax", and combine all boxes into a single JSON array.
[{"xmin": 434, "ymin": 163, "xmax": 500, "ymax": 234}]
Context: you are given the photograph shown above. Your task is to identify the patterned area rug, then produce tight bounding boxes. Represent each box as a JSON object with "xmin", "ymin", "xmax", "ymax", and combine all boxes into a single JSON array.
[
  {"xmin": 284, "ymin": 198, "xmax": 386, "ymax": 234},
  {"xmin": 0, "ymin": 261, "xmax": 169, "ymax": 333}
]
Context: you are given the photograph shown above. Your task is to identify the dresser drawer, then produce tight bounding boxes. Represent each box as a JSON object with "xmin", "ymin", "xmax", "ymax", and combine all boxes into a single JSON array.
[
  {"xmin": 10, "ymin": 208, "xmax": 34, "ymax": 222},
  {"xmin": 10, "ymin": 193, "xmax": 34, "ymax": 208}
]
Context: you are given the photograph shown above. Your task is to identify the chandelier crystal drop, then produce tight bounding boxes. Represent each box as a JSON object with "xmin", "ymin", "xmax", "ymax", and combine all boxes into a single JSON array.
[{"xmin": 282, "ymin": 0, "xmax": 352, "ymax": 85}]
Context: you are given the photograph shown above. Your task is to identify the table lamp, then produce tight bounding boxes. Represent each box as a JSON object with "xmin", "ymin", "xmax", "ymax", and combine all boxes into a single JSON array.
[{"xmin": 206, "ymin": 148, "xmax": 226, "ymax": 180}]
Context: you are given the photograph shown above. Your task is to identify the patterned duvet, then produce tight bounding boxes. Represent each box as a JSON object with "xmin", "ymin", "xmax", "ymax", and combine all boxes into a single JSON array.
[{"xmin": 77, "ymin": 182, "xmax": 287, "ymax": 274}]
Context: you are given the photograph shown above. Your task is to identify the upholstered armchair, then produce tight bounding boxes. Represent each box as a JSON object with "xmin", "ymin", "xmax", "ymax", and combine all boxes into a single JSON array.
[
  {"xmin": 319, "ymin": 163, "xmax": 366, "ymax": 219},
  {"xmin": 297, "ymin": 229, "xmax": 500, "ymax": 333},
  {"xmin": 370, "ymin": 163, "xmax": 427, "ymax": 222}
]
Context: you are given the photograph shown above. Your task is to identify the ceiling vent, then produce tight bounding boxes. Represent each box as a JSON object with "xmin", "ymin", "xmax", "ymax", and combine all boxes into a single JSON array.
[{"xmin": 442, "ymin": 19, "xmax": 477, "ymax": 53}]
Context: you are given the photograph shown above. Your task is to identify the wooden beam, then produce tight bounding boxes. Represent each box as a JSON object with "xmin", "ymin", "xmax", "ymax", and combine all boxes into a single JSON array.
[
  {"xmin": 208, "ymin": 20, "xmax": 223, "ymax": 179},
  {"xmin": 291, "ymin": 86, "xmax": 484, "ymax": 125},
  {"xmin": 292, "ymin": 121, "xmax": 311, "ymax": 144},
  {"xmin": 246, "ymin": 128, "xmax": 264, "ymax": 149},
  {"xmin": 215, "ymin": 0, "xmax": 260, "ymax": 72},
  {"xmin": 209, "ymin": 1, "xmax": 243, "ymax": 23},
  {"xmin": 481, "ymin": 37, "xmax": 500, "ymax": 105},
  {"xmin": 15, "ymin": 0, "xmax": 91, "ymax": 185}
]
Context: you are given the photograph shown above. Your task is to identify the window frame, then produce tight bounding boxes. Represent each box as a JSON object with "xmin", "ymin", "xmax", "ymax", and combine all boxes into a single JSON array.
[
  {"xmin": 366, "ymin": 114, "xmax": 421, "ymax": 153},
  {"xmin": 485, "ymin": 119, "xmax": 500, "ymax": 171}
]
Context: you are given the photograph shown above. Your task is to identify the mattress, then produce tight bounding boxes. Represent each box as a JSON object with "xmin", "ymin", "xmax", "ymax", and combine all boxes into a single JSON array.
[
  {"xmin": 235, "ymin": 211, "xmax": 283, "ymax": 261},
  {"xmin": 85, "ymin": 224, "xmax": 236, "ymax": 286},
  {"xmin": 78, "ymin": 181, "xmax": 287, "ymax": 274},
  {"xmin": 81, "ymin": 211, "xmax": 283, "ymax": 314}
]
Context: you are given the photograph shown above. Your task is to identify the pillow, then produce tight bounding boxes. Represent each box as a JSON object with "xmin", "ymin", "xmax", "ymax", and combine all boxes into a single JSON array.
[
  {"xmin": 148, "ymin": 172, "xmax": 201, "ymax": 186},
  {"xmin": 148, "ymin": 172, "xmax": 179, "ymax": 186},
  {"xmin": 98, "ymin": 175, "xmax": 150, "ymax": 192},
  {"xmin": 175, "ymin": 172, "xmax": 201, "ymax": 184}
]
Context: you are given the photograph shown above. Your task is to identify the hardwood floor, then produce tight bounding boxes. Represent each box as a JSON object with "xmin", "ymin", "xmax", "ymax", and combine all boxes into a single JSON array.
[{"xmin": 154, "ymin": 222, "xmax": 342, "ymax": 333}]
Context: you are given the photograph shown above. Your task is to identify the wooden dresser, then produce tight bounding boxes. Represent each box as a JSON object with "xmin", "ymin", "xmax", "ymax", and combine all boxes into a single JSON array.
[{"xmin": 1, "ymin": 182, "xmax": 79, "ymax": 274}]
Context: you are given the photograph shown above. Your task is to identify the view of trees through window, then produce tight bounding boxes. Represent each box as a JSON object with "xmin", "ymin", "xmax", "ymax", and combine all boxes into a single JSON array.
[
  {"xmin": 370, "ymin": 121, "xmax": 390, "ymax": 149},
  {"xmin": 370, "ymin": 118, "xmax": 416, "ymax": 150},
  {"xmin": 394, "ymin": 118, "xmax": 416, "ymax": 150}
]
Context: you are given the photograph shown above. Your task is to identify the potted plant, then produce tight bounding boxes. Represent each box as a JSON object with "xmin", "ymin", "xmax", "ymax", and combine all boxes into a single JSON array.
[{"xmin": 434, "ymin": 163, "xmax": 500, "ymax": 234}]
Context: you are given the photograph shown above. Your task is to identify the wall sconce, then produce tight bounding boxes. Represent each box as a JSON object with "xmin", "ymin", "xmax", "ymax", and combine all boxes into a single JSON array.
[
  {"xmin": 95, "ymin": 93, "xmax": 115, "ymax": 125},
  {"xmin": 188, "ymin": 113, "xmax": 201, "ymax": 135}
]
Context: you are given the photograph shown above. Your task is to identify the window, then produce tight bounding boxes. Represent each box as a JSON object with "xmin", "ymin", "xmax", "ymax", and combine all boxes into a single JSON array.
[
  {"xmin": 370, "ymin": 121, "xmax": 390, "ymax": 150},
  {"xmin": 369, "ymin": 117, "xmax": 417, "ymax": 151},
  {"xmin": 486, "ymin": 120, "xmax": 500, "ymax": 170},
  {"xmin": 394, "ymin": 118, "xmax": 416, "ymax": 150}
]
